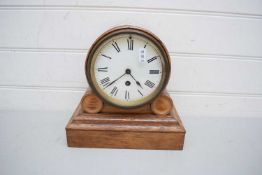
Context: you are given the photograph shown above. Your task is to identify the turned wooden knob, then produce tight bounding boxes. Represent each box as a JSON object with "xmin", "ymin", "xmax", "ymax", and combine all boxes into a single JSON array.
[
  {"xmin": 81, "ymin": 93, "xmax": 103, "ymax": 114},
  {"xmin": 81, "ymin": 89, "xmax": 173, "ymax": 115},
  {"xmin": 151, "ymin": 93, "xmax": 173, "ymax": 115}
]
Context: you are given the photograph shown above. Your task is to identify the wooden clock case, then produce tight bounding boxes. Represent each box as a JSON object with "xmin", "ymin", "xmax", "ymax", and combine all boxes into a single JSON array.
[{"xmin": 65, "ymin": 26, "xmax": 186, "ymax": 150}]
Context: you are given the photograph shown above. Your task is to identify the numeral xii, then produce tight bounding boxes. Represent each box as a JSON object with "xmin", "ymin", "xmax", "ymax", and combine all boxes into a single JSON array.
[{"xmin": 127, "ymin": 38, "xmax": 133, "ymax": 50}]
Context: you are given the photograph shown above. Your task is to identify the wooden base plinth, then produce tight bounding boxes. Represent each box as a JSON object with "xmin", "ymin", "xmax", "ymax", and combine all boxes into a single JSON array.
[{"xmin": 66, "ymin": 103, "xmax": 186, "ymax": 150}]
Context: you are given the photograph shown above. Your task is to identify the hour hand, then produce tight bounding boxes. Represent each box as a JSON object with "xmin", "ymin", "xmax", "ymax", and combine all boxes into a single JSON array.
[
  {"xmin": 129, "ymin": 73, "xmax": 143, "ymax": 89},
  {"xmin": 135, "ymin": 81, "xmax": 143, "ymax": 89}
]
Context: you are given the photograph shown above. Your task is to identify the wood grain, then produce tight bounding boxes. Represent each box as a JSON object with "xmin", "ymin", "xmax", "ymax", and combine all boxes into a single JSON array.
[
  {"xmin": 101, "ymin": 103, "xmax": 152, "ymax": 114},
  {"xmin": 81, "ymin": 90, "xmax": 174, "ymax": 114},
  {"xmin": 151, "ymin": 91, "xmax": 173, "ymax": 115},
  {"xmin": 66, "ymin": 95, "xmax": 186, "ymax": 150},
  {"xmin": 81, "ymin": 92, "xmax": 103, "ymax": 113},
  {"xmin": 66, "ymin": 130, "xmax": 185, "ymax": 150}
]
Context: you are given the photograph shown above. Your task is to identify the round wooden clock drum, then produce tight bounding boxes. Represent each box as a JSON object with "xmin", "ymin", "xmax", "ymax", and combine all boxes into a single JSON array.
[
  {"xmin": 85, "ymin": 26, "xmax": 171, "ymax": 109},
  {"xmin": 66, "ymin": 26, "xmax": 186, "ymax": 150}
]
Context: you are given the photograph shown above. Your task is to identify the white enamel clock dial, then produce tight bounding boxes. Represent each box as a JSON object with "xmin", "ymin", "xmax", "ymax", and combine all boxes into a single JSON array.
[{"xmin": 86, "ymin": 27, "xmax": 170, "ymax": 108}]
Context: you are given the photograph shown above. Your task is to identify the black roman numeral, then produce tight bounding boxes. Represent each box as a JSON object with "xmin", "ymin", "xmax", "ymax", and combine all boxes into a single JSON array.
[
  {"xmin": 147, "ymin": 56, "xmax": 158, "ymax": 63},
  {"xmin": 125, "ymin": 90, "xmax": 130, "ymax": 101},
  {"xmin": 137, "ymin": 89, "xmax": 143, "ymax": 96},
  {"xmin": 149, "ymin": 70, "xmax": 160, "ymax": 74},
  {"xmin": 97, "ymin": 67, "xmax": 108, "ymax": 72},
  {"xmin": 127, "ymin": 38, "xmax": 134, "ymax": 50},
  {"xmin": 110, "ymin": 86, "xmax": 118, "ymax": 96},
  {"xmin": 144, "ymin": 42, "xmax": 148, "ymax": 48},
  {"xmin": 112, "ymin": 41, "xmax": 120, "ymax": 52},
  {"xmin": 101, "ymin": 54, "xmax": 111, "ymax": 59},
  {"xmin": 100, "ymin": 77, "xmax": 110, "ymax": 87},
  {"xmin": 144, "ymin": 80, "xmax": 155, "ymax": 88}
]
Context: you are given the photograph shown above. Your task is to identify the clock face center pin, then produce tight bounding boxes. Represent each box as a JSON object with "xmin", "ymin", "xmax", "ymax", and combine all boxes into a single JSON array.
[{"xmin": 125, "ymin": 68, "xmax": 131, "ymax": 74}]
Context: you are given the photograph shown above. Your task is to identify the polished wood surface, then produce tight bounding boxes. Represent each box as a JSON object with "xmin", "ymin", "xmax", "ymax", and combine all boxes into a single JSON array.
[
  {"xmin": 151, "ymin": 90, "xmax": 173, "ymax": 115},
  {"xmin": 81, "ymin": 90, "xmax": 173, "ymax": 115},
  {"xmin": 81, "ymin": 92, "xmax": 103, "ymax": 113},
  {"xmin": 66, "ymin": 92, "xmax": 186, "ymax": 150}
]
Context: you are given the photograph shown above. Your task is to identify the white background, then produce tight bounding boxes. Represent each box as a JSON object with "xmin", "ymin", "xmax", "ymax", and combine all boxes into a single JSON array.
[{"xmin": 0, "ymin": 1, "xmax": 262, "ymax": 175}]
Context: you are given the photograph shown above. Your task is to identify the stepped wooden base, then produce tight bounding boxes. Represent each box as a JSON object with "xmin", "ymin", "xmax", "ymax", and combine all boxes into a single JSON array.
[{"xmin": 66, "ymin": 103, "xmax": 186, "ymax": 150}]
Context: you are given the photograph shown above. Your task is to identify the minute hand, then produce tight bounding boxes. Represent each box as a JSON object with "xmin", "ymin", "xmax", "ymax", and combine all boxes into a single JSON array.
[{"xmin": 103, "ymin": 72, "xmax": 126, "ymax": 89}]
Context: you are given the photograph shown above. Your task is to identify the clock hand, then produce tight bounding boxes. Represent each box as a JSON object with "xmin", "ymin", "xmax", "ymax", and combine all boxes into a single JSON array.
[
  {"xmin": 103, "ymin": 72, "xmax": 126, "ymax": 89},
  {"xmin": 129, "ymin": 73, "xmax": 143, "ymax": 89}
]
